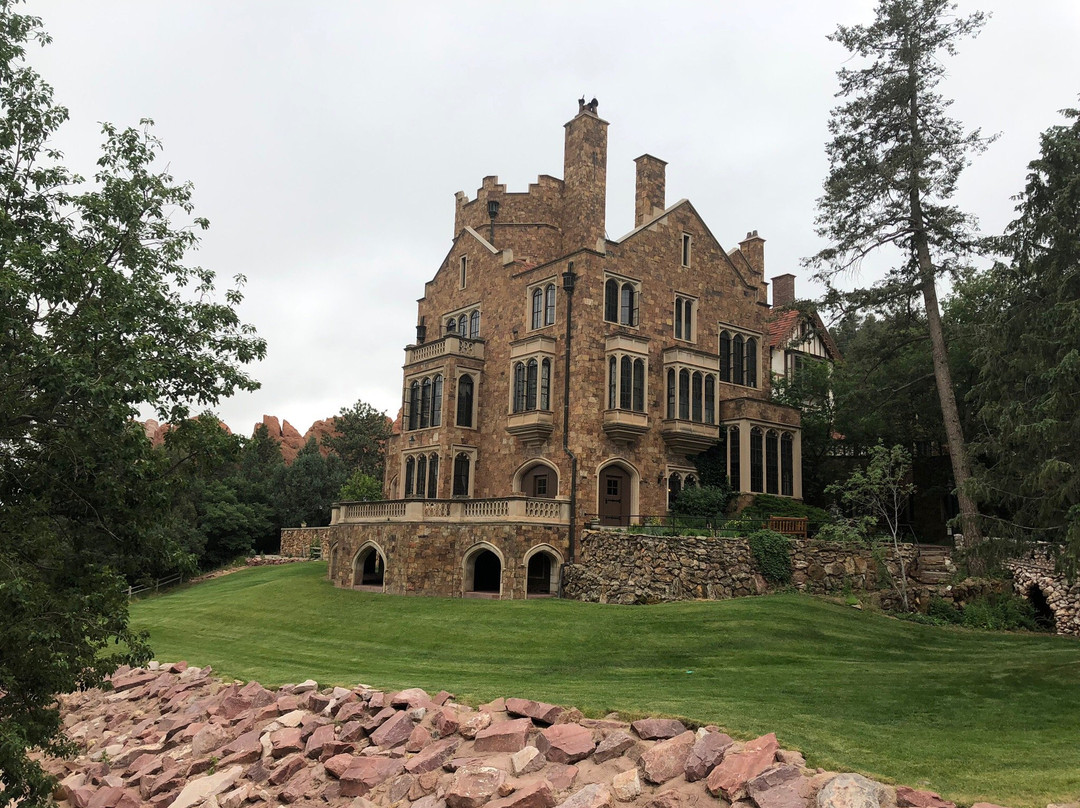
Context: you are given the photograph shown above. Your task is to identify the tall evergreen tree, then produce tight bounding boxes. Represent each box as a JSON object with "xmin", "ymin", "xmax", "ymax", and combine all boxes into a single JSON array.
[
  {"xmin": 967, "ymin": 104, "xmax": 1080, "ymax": 573},
  {"xmin": 809, "ymin": 0, "xmax": 992, "ymax": 562},
  {"xmin": 322, "ymin": 399, "xmax": 391, "ymax": 480}
]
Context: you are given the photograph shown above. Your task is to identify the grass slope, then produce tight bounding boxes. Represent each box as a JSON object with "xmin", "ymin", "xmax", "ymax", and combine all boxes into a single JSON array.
[{"xmin": 131, "ymin": 562, "xmax": 1080, "ymax": 808}]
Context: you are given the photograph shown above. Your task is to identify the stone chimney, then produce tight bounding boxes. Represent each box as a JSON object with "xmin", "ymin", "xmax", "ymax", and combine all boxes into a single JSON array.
[
  {"xmin": 634, "ymin": 154, "xmax": 667, "ymax": 226},
  {"xmin": 739, "ymin": 230, "xmax": 765, "ymax": 277},
  {"xmin": 771, "ymin": 273, "xmax": 796, "ymax": 307},
  {"xmin": 563, "ymin": 99, "xmax": 609, "ymax": 252}
]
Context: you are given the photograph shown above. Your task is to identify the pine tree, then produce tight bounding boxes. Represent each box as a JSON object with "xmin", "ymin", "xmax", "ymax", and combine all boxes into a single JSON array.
[
  {"xmin": 809, "ymin": 0, "xmax": 992, "ymax": 564},
  {"xmin": 967, "ymin": 104, "xmax": 1080, "ymax": 573}
]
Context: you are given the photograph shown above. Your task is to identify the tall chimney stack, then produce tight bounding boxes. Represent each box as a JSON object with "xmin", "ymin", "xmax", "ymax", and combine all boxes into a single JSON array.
[
  {"xmin": 771, "ymin": 273, "xmax": 796, "ymax": 307},
  {"xmin": 562, "ymin": 99, "xmax": 608, "ymax": 252},
  {"xmin": 738, "ymin": 230, "xmax": 765, "ymax": 277},
  {"xmin": 634, "ymin": 154, "xmax": 667, "ymax": 226}
]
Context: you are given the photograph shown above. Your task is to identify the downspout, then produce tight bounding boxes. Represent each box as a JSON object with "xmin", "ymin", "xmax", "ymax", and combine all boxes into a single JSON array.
[{"xmin": 561, "ymin": 262, "xmax": 578, "ymax": 567}]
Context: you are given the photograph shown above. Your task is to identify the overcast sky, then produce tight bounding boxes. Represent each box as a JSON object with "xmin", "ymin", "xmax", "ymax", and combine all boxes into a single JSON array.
[{"xmin": 31, "ymin": 1, "xmax": 1080, "ymax": 436}]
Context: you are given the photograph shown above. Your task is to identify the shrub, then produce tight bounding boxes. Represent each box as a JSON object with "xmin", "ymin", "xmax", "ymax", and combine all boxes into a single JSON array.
[
  {"xmin": 747, "ymin": 529, "xmax": 793, "ymax": 585},
  {"xmin": 961, "ymin": 593, "xmax": 1039, "ymax": 632},
  {"xmin": 927, "ymin": 596, "xmax": 963, "ymax": 624},
  {"xmin": 672, "ymin": 484, "xmax": 733, "ymax": 525},
  {"xmin": 740, "ymin": 494, "xmax": 832, "ymax": 527},
  {"xmin": 814, "ymin": 520, "xmax": 865, "ymax": 544}
]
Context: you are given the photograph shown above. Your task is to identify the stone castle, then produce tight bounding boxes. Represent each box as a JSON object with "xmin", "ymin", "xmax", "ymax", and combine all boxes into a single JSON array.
[{"xmin": 284, "ymin": 101, "xmax": 816, "ymax": 600}]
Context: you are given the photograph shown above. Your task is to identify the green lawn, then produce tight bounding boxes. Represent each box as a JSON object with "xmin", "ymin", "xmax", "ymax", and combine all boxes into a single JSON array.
[{"xmin": 131, "ymin": 562, "xmax": 1080, "ymax": 808}]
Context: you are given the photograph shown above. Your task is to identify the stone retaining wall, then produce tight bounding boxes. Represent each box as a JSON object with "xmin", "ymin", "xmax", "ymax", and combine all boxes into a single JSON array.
[{"xmin": 561, "ymin": 530, "xmax": 935, "ymax": 608}]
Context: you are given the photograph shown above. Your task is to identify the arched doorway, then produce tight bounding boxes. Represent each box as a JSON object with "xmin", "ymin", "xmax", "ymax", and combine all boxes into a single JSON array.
[
  {"xmin": 352, "ymin": 543, "xmax": 386, "ymax": 591},
  {"xmin": 524, "ymin": 546, "xmax": 562, "ymax": 597},
  {"xmin": 599, "ymin": 465, "xmax": 632, "ymax": 526},
  {"xmin": 463, "ymin": 543, "xmax": 503, "ymax": 598}
]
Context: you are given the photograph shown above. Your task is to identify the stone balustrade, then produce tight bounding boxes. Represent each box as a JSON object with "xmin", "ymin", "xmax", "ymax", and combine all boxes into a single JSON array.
[{"xmin": 330, "ymin": 496, "xmax": 570, "ymax": 525}]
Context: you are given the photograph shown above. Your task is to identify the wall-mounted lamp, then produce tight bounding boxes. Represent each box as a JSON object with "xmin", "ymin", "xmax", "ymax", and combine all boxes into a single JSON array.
[{"xmin": 487, "ymin": 199, "xmax": 500, "ymax": 244}]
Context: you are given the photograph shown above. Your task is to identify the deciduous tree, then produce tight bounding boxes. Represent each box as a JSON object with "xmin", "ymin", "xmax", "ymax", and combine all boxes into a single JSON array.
[
  {"xmin": 0, "ymin": 4, "xmax": 265, "ymax": 804},
  {"xmin": 809, "ymin": 0, "xmax": 991, "ymax": 562}
]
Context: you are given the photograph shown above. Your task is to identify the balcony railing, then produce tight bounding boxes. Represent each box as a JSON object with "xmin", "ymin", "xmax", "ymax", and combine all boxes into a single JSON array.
[
  {"xmin": 405, "ymin": 335, "xmax": 485, "ymax": 366},
  {"xmin": 331, "ymin": 496, "xmax": 570, "ymax": 525}
]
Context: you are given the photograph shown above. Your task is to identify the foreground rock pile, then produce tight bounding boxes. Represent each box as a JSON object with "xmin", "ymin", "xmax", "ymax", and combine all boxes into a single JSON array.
[{"xmin": 42, "ymin": 664, "xmax": 1009, "ymax": 808}]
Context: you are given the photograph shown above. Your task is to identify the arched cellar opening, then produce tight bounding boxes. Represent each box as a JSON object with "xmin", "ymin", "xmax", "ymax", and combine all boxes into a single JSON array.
[
  {"xmin": 463, "ymin": 544, "xmax": 503, "ymax": 598},
  {"xmin": 1027, "ymin": 584, "xmax": 1057, "ymax": 632},
  {"xmin": 473, "ymin": 551, "xmax": 501, "ymax": 592},
  {"xmin": 525, "ymin": 549, "xmax": 561, "ymax": 597},
  {"xmin": 352, "ymin": 544, "xmax": 386, "ymax": 590}
]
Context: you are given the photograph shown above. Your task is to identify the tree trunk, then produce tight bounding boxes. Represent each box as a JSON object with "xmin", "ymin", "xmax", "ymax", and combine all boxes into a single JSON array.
[
  {"xmin": 913, "ymin": 231, "xmax": 985, "ymax": 569},
  {"xmin": 906, "ymin": 53, "xmax": 985, "ymax": 573}
]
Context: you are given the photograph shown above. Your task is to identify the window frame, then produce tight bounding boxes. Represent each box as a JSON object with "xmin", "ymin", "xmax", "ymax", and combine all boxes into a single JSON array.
[
  {"xmin": 603, "ymin": 273, "xmax": 641, "ymax": 327},
  {"xmin": 674, "ymin": 293, "xmax": 696, "ymax": 343}
]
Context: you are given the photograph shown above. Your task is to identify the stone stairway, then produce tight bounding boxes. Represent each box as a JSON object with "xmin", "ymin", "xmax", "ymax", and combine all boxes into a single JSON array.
[{"xmin": 913, "ymin": 544, "xmax": 955, "ymax": 585}]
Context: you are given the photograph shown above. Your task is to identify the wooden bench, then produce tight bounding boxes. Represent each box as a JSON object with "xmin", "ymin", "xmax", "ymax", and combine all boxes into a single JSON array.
[{"xmin": 767, "ymin": 516, "xmax": 808, "ymax": 538}]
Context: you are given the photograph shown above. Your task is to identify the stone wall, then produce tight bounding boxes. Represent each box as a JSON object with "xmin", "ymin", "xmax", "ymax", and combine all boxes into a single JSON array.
[
  {"xmin": 281, "ymin": 523, "xmax": 569, "ymax": 600},
  {"xmin": 1004, "ymin": 542, "xmax": 1080, "ymax": 636},
  {"xmin": 561, "ymin": 529, "xmax": 932, "ymax": 607}
]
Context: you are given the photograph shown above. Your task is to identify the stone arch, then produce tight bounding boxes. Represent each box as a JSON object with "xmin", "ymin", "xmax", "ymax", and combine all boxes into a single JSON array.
[
  {"xmin": 1012, "ymin": 567, "xmax": 1066, "ymax": 634},
  {"xmin": 523, "ymin": 544, "xmax": 563, "ymax": 598},
  {"xmin": 513, "ymin": 458, "xmax": 560, "ymax": 498},
  {"xmin": 595, "ymin": 457, "xmax": 641, "ymax": 526},
  {"xmin": 351, "ymin": 541, "xmax": 387, "ymax": 591},
  {"xmin": 463, "ymin": 541, "xmax": 504, "ymax": 598}
]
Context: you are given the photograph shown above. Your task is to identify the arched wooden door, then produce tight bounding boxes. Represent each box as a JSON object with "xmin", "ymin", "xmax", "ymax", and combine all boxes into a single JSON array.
[{"xmin": 600, "ymin": 466, "xmax": 630, "ymax": 526}]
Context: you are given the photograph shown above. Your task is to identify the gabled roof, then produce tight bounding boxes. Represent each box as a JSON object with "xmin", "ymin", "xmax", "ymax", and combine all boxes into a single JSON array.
[
  {"xmin": 610, "ymin": 199, "xmax": 756, "ymax": 290},
  {"xmin": 768, "ymin": 308, "xmax": 842, "ymax": 361}
]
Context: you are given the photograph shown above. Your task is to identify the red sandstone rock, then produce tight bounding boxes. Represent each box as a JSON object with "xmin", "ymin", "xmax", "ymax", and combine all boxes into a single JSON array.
[
  {"xmin": 434, "ymin": 691, "xmax": 454, "ymax": 706},
  {"xmin": 220, "ymin": 728, "xmax": 262, "ymax": 762},
  {"xmin": 640, "ymin": 730, "xmax": 696, "ymax": 784},
  {"xmin": 340, "ymin": 720, "xmax": 367, "ymax": 742},
  {"xmin": 537, "ymin": 724, "xmax": 595, "ymax": 764},
  {"xmin": 362, "ymin": 705, "xmax": 397, "ymax": 732},
  {"xmin": 407, "ymin": 724, "xmax": 434, "ymax": 752},
  {"xmin": 897, "ymin": 787, "xmax": 957, "ymax": 808},
  {"xmin": 593, "ymin": 731, "xmax": 635, "ymax": 763},
  {"xmin": 340, "ymin": 757, "xmax": 405, "ymax": 798},
  {"xmin": 435, "ymin": 707, "xmax": 461, "ymax": 737},
  {"xmin": 86, "ymin": 785, "xmax": 126, "ymax": 808},
  {"xmin": 267, "ymin": 753, "xmax": 306, "ymax": 786},
  {"xmin": 630, "ymin": 719, "xmax": 687, "ymax": 740},
  {"xmin": 110, "ymin": 670, "xmax": 157, "ymax": 692},
  {"xmin": 404, "ymin": 737, "xmax": 462, "ymax": 774},
  {"xmin": 370, "ymin": 710, "xmax": 415, "ymax": 748},
  {"xmin": 545, "ymin": 763, "xmax": 580, "ymax": 792},
  {"xmin": 747, "ymin": 764, "xmax": 812, "ymax": 808},
  {"xmin": 325, "ymin": 753, "xmax": 357, "ymax": 779},
  {"xmin": 337, "ymin": 701, "xmax": 368, "ymax": 723},
  {"xmin": 475, "ymin": 718, "xmax": 534, "ymax": 753},
  {"xmin": 816, "ymin": 774, "xmax": 887, "ymax": 808},
  {"xmin": 480, "ymin": 698, "xmax": 507, "ymax": 713},
  {"xmin": 278, "ymin": 766, "xmax": 316, "ymax": 804},
  {"xmin": 270, "ymin": 726, "xmax": 304, "ymax": 758},
  {"xmin": 460, "ymin": 712, "xmax": 493, "ymax": 739},
  {"xmin": 705, "ymin": 733, "xmax": 780, "ymax": 800},
  {"xmin": 392, "ymin": 687, "xmax": 432, "ymax": 708},
  {"xmin": 510, "ymin": 746, "xmax": 546, "ymax": 776},
  {"xmin": 556, "ymin": 784, "xmax": 613, "ymax": 808},
  {"xmin": 446, "ymin": 766, "xmax": 508, "ymax": 808},
  {"xmin": 488, "ymin": 781, "xmax": 557, "ymax": 808},
  {"xmin": 506, "ymin": 698, "xmax": 565, "ymax": 725},
  {"xmin": 684, "ymin": 731, "xmax": 734, "ymax": 782},
  {"xmin": 305, "ymin": 723, "xmax": 337, "ymax": 758}
]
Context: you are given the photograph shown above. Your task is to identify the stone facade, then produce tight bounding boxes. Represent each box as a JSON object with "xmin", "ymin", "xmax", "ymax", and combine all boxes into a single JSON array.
[
  {"xmin": 382, "ymin": 100, "xmax": 804, "ymax": 531},
  {"xmin": 282, "ymin": 524, "xmax": 569, "ymax": 600}
]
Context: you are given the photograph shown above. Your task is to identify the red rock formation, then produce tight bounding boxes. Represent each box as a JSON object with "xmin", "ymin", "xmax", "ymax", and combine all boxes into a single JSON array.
[{"xmin": 254, "ymin": 416, "xmax": 342, "ymax": 464}]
